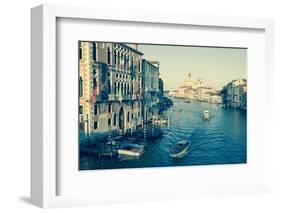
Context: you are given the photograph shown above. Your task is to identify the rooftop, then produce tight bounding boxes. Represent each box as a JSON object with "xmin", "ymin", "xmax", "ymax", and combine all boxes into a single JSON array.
[
  {"xmin": 116, "ymin": 43, "xmax": 144, "ymax": 56},
  {"xmin": 142, "ymin": 59, "xmax": 159, "ymax": 70}
]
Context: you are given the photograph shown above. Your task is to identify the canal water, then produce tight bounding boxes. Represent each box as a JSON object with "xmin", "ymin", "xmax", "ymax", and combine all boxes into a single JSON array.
[{"xmin": 80, "ymin": 98, "xmax": 247, "ymax": 170}]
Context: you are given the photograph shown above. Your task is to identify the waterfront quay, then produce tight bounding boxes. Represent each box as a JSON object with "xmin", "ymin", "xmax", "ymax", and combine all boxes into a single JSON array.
[{"xmin": 79, "ymin": 122, "xmax": 163, "ymax": 159}]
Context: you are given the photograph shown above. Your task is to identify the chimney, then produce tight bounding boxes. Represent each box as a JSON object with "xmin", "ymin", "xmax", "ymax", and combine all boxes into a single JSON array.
[{"xmin": 135, "ymin": 44, "xmax": 139, "ymax": 50}]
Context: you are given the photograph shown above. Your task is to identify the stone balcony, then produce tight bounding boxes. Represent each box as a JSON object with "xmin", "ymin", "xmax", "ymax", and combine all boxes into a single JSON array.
[{"xmin": 107, "ymin": 94, "xmax": 142, "ymax": 101}]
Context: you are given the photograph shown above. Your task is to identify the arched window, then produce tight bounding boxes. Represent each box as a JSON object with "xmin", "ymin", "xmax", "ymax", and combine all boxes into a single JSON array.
[
  {"xmin": 79, "ymin": 44, "xmax": 82, "ymax": 60},
  {"xmin": 114, "ymin": 50, "xmax": 116, "ymax": 65},
  {"xmin": 108, "ymin": 79, "xmax": 111, "ymax": 94},
  {"xmin": 124, "ymin": 83, "xmax": 127, "ymax": 95},
  {"xmin": 128, "ymin": 55, "xmax": 130, "ymax": 68},
  {"xmin": 92, "ymin": 68, "xmax": 97, "ymax": 90},
  {"xmin": 139, "ymin": 61, "xmax": 141, "ymax": 72},
  {"xmin": 127, "ymin": 82, "xmax": 130, "ymax": 95},
  {"xmin": 117, "ymin": 82, "xmax": 120, "ymax": 95},
  {"xmin": 114, "ymin": 81, "xmax": 117, "ymax": 95},
  {"xmin": 121, "ymin": 83, "xmax": 124, "ymax": 96},
  {"xmin": 79, "ymin": 76, "xmax": 83, "ymax": 97},
  {"xmin": 107, "ymin": 47, "xmax": 111, "ymax": 65},
  {"xmin": 131, "ymin": 57, "xmax": 134, "ymax": 71},
  {"xmin": 124, "ymin": 54, "xmax": 127, "ymax": 69},
  {"xmin": 93, "ymin": 42, "xmax": 97, "ymax": 61},
  {"xmin": 113, "ymin": 113, "xmax": 117, "ymax": 126},
  {"xmin": 120, "ymin": 53, "xmax": 123, "ymax": 69},
  {"xmin": 117, "ymin": 52, "xmax": 120, "ymax": 67},
  {"xmin": 93, "ymin": 78, "xmax": 97, "ymax": 90},
  {"xmin": 118, "ymin": 82, "xmax": 121, "ymax": 95}
]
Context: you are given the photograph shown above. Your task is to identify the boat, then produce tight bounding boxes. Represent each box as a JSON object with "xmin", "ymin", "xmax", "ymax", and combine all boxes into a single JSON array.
[
  {"xmin": 153, "ymin": 117, "xmax": 168, "ymax": 125},
  {"xmin": 173, "ymin": 108, "xmax": 183, "ymax": 112},
  {"xmin": 170, "ymin": 140, "xmax": 191, "ymax": 158},
  {"xmin": 105, "ymin": 140, "xmax": 118, "ymax": 146},
  {"xmin": 117, "ymin": 144, "xmax": 145, "ymax": 157},
  {"xmin": 184, "ymin": 100, "xmax": 191, "ymax": 103},
  {"xmin": 203, "ymin": 110, "xmax": 210, "ymax": 121}
]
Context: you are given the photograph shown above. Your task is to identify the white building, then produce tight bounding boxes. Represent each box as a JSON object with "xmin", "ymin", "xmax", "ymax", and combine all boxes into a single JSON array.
[{"xmin": 221, "ymin": 79, "xmax": 247, "ymax": 110}]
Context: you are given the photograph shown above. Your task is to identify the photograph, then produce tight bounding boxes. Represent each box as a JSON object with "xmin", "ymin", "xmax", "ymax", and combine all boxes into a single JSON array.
[{"xmin": 78, "ymin": 41, "xmax": 247, "ymax": 170}]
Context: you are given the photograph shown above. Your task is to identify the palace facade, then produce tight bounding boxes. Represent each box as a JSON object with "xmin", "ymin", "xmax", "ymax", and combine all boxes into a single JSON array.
[
  {"xmin": 79, "ymin": 41, "xmax": 144, "ymax": 135},
  {"xmin": 141, "ymin": 59, "xmax": 160, "ymax": 122}
]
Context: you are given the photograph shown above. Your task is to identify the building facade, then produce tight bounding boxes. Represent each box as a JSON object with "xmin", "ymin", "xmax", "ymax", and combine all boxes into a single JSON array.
[
  {"xmin": 142, "ymin": 60, "xmax": 160, "ymax": 122},
  {"xmin": 221, "ymin": 79, "xmax": 247, "ymax": 110},
  {"xmin": 79, "ymin": 41, "xmax": 143, "ymax": 135},
  {"xmin": 158, "ymin": 78, "xmax": 164, "ymax": 110}
]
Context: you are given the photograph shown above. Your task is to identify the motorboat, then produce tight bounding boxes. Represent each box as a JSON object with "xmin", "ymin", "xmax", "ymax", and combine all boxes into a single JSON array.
[
  {"xmin": 203, "ymin": 110, "xmax": 210, "ymax": 121},
  {"xmin": 118, "ymin": 144, "xmax": 145, "ymax": 157},
  {"xmin": 170, "ymin": 140, "xmax": 191, "ymax": 158}
]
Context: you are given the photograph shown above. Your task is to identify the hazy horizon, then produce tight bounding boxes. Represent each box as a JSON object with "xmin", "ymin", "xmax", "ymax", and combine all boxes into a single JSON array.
[{"xmin": 128, "ymin": 44, "xmax": 247, "ymax": 91}]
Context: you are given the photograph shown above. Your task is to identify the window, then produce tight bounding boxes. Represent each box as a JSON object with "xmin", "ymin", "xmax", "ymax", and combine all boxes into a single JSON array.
[
  {"xmin": 107, "ymin": 47, "xmax": 111, "ymax": 65},
  {"xmin": 93, "ymin": 68, "xmax": 97, "ymax": 76},
  {"xmin": 127, "ymin": 55, "xmax": 130, "ymax": 67},
  {"xmin": 124, "ymin": 55, "xmax": 126, "ymax": 69},
  {"xmin": 139, "ymin": 61, "xmax": 141, "ymax": 72},
  {"xmin": 93, "ymin": 78, "xmax": 97, "ymax": 89},
  {"xmin": 108, "ymin": 103, "xmax": 111, "ymax": 113},
  {"xmin": 107, "ymin": 72, "xmax": 111, "ymax": 94},
  {"xmin": 119, "ymin": 53, "xmax": 124, "ymax": 69},
  {"xmin": 114, "ymin": 50, "xmax": 116, "ymax": 64},
  {"xmin": 79, "ymin": 105, "xmax": 83, "ymax": 114},
  {"xmin": 94, "ymin": 105, "xmax": 98, "ymax": 115},
  {"xmin": 93, "ymin": 68, "xmax": 97, "ymax": 89},
  {"xmin": 117, "ymin": 83, "xmax": 120, "ymax": 95},
  {"xmin": 94, "ymin": 121, "xmax": 98, "ymax": 130},
  {"xmin": 108, "ymin": 118, "xmax": 111, "ymax": 126},
  {"xmin": 127, "ymin": 83, "xmax": 130, "ymax": 95},
  {"xmin": 114, "ymin": 81, "xmax": 117, "ymax": 95},
  {"xmin": 108, "ymin": 79, "xmax": 111, "ymax": 94},
  {"xmin": 124, "ymin": 84, "xmax": 127, "ymax": 95},
  {"xmin": 131, "ymin": 57, "xmax": 134, "ymax": 68},
  {"xmin": 117, "ymin": 52, "xmax": 120, "ymax": 66},
  {"xmin": 79, "ymin": 44, "xmax": 82, "ymax": 60},
  {"xmin": 113, "ymin": 113, "xmax": 116, "ymax": 126},
  {"xmin": 93, "ymin": 42, "xmax": 97, "ymax": 61},
  {"xmin": 79, "ymin": 77, "xmax": 83, "ymax": 97},
  {"xmin": 127, "ymin": 112, "xmax": 130, "ymax": 122},
  {"xmin": 121, "ymin": 83, "xmax": 124, "ymax": 96}
]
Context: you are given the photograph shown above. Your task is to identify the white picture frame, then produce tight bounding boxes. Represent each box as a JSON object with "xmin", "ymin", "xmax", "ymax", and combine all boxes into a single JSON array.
[{"xmin": 31, "ymin": 4, "xmax": 274, "ymax": 208}]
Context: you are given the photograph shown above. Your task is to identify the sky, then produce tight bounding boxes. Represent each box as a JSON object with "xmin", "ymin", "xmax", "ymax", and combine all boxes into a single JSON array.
[{"xmin": 134, "ymin": 44, "xmax": 247, "ymax": 91}]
